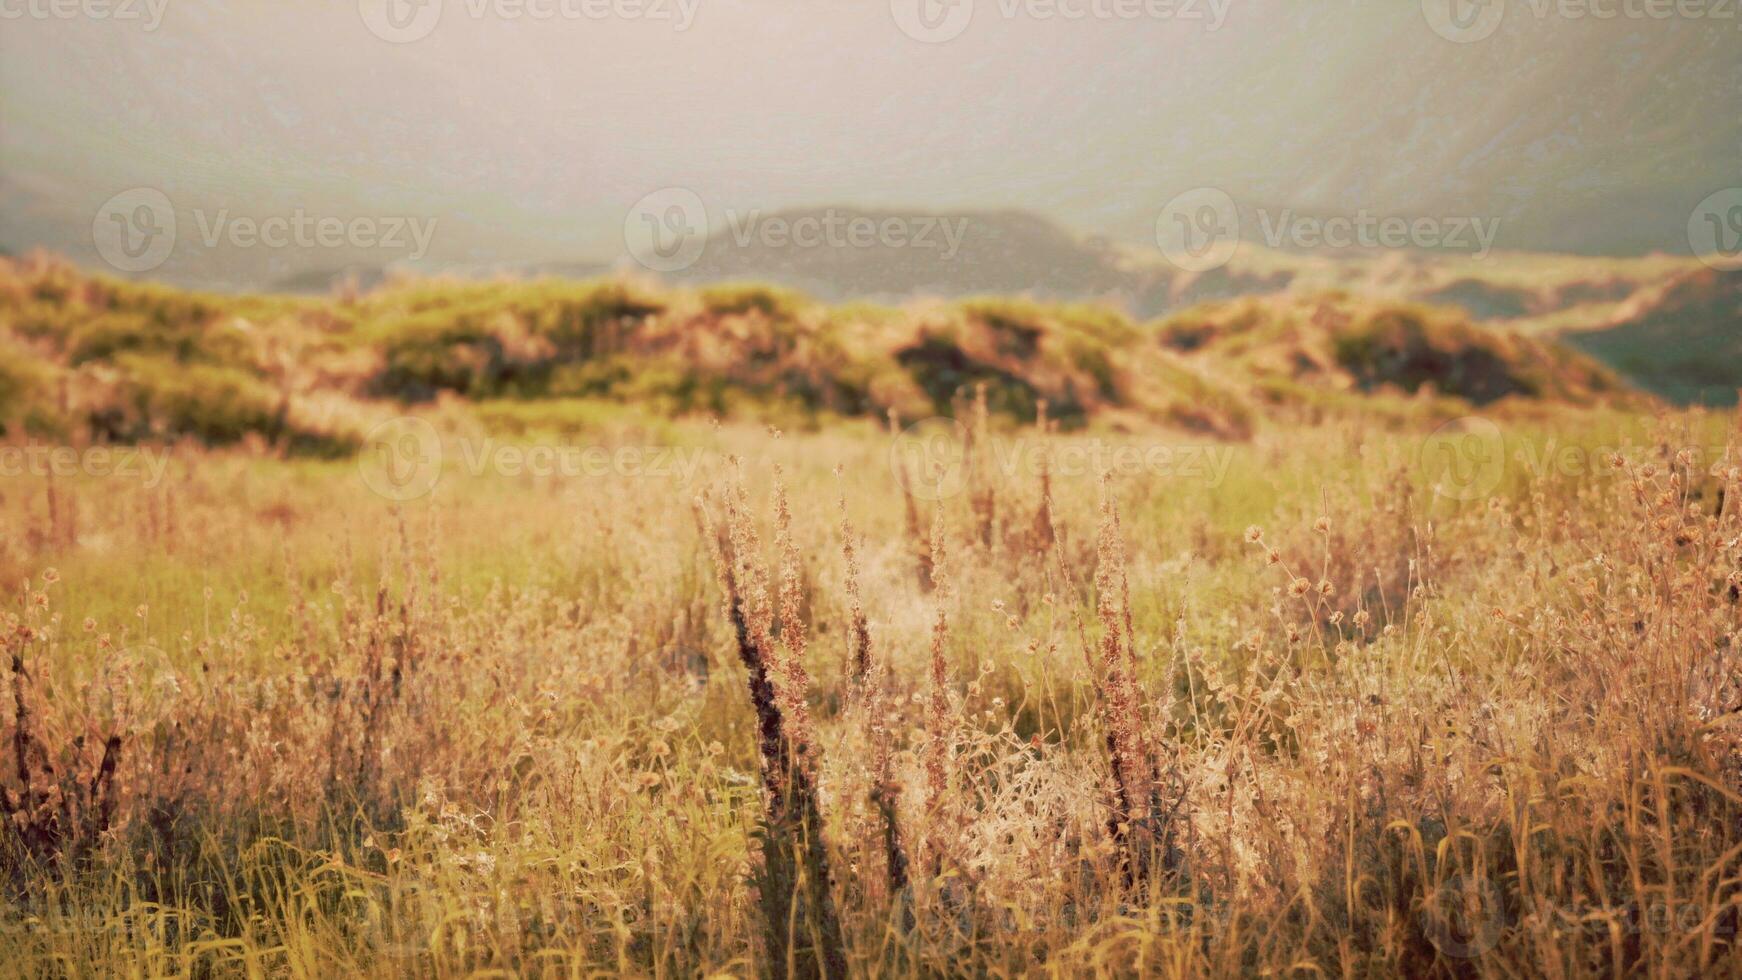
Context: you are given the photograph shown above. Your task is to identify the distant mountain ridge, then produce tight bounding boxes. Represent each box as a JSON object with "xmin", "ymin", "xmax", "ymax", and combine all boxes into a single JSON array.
[
  {"xmin": 645, "ymin": 207, "xmax": 1738, "ymax": 403},
  {"xmin": 1564, "ymin": 267, "xmax": 1742, "ymax": 406},
  {"xmin": 672, "ymin": 207, "xmax": 1130, "ymax": 302}
]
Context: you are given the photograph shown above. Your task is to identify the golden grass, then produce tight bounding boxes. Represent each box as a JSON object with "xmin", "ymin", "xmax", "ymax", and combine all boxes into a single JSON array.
[{"xmin": 0, "ymin": 405, "xmax": 1739, "ymax": 977}]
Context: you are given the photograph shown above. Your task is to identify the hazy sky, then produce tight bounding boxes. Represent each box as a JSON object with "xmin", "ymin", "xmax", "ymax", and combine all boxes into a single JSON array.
[{"xmin": 2, "ymin": 0, "xmax": 1738, "ymax": 287}]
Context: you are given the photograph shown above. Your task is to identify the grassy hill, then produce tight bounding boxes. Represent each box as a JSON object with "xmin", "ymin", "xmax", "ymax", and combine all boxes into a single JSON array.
[
  {"xmin": 674, "ymin": 211, "xmax": 1736, "ymax": 407},
  {"xmin": 32, "ymin": 204, "xmax": 1728, "ymax": 408},
  {"xmin": 0, "ymin": 252, "xmax": 1650, "ymax": 453},
  {"xmin": 1153, "ymin": 291, "xmax": 1643, "ymax": 424},
  {"xmin": 1561, "ymin": 267, "xmax": 1742, "ymax": 406}
]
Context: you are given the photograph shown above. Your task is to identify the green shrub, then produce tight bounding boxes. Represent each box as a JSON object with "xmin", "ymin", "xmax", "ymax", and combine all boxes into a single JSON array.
[
  {"xmin": 699, "ymin": 283, "xmax": 807, "ymax": 320},
  {"xmin": 114, "ymin": 354, "xmax": 282, "ymax": 445},
  {"xmin": 368, "ymin": 308, "xmax": 555, "ymax": 400},
  {"xmin": 0, "ymin": 345, "xmax": 50, "ymax": 433}
]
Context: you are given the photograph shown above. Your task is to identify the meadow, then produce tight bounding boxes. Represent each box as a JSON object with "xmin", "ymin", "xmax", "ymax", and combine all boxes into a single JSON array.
[
  {"xmin": 0, "ymin": 400, "xmax": 1738, "ymax": 978},
  {"xmin": 1, "ymin": 255, "xmax": 1741, "ymax": 977}
]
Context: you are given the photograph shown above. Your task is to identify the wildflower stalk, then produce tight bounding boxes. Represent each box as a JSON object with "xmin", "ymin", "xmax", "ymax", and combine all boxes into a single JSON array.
[
  {"xmin": 967, "ymin": 384, "xmax": 996, "ymax": 548},
  {"xmin": 699, "ymin": 470, "xmax": 848, "ymax": 979},
  {"xmin": 838, "ymin": 493, "xmax": 911, "ymax": 920},
  {"xmin": 923, "ymin": 508, "xmax": 953, "ymax": 876},
  {"xmin": 1079, "ymin": 486, "xmax": 1177, "ymax": 890}
]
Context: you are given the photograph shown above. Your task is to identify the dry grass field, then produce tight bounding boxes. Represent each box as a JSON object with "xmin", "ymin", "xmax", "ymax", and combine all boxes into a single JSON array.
[
  {"xmin": 1, "ymin": 390, "xmax": 1740, "ymax": 976},
  {"xmin": 7, "ymin": 6, "xmax": 1737, "ymax": 976}
]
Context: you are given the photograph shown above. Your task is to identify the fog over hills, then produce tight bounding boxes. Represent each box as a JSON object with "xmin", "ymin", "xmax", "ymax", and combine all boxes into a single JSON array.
[
  {"xmin": 2, "ymin": 1, "xmax": 1738, "ymax": 292},
  {"xmin": 4, "ymin": 0, "xmax": 1736, "ymax": 399}
]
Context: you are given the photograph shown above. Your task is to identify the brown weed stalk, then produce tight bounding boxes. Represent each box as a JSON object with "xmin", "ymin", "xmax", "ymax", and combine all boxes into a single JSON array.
[
  {"xmin": 965, "ymin": 385, "xmax": 997, "ymax": 548},
  {"xmin": 699, "ymin": 469, "xmax": 848, "ymax": 979},
  {"xmin": 1, "ymin": 589, "xmax": 123, "ymax": 873},
  {"xmin": 889, "ymin": 409, "xmax": 935, "ymax": 592},
  {"xmin": 837, "ymin": 493, "xmax": 911, "ymax": 917},
  {"xmin": 1080, "ymin": 487, "xmax": 1177, "ymax": 890},
  {"xmin": 922, "ymin": 508, "xmax": 954, "ymax": 877}
]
